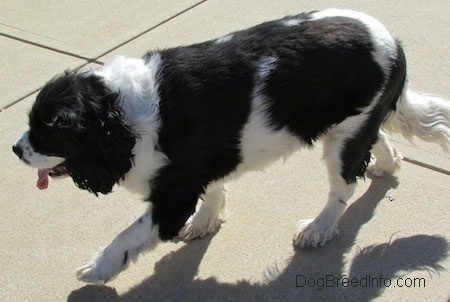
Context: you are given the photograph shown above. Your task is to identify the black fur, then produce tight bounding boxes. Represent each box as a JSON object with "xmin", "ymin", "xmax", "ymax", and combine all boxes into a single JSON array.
[
  {"xmin": 340, "ymin": 40, "xmax": 407, "ymax": 184},
  {"xmin": 144, "ymin": 13, "xmax": 405, "ymax": 239},
  {"xmin": 28, "ymin": 72, "xmax": 136, "ymax": 195}
]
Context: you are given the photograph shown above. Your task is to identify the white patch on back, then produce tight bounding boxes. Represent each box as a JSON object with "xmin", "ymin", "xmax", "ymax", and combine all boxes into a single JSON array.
[
  {"xmin": 311, "ymin": 9, "xmax": 397, "ymax": 77},
  {"xmin": 281, "ymin": 18, "xmax": 302, "ymax": 27},
  {"xmin": 215, "ymin": 33, "xmax": 234, "ymax": 44},
  {"xmin": 237, "ymin": 57, "xmax": 303, "ymax": 174}
]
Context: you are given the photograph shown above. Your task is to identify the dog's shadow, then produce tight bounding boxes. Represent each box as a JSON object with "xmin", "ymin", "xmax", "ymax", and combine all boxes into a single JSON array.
[{"xmin": 68, "ymin": 176, "xmax": 448, "ymax": 301}]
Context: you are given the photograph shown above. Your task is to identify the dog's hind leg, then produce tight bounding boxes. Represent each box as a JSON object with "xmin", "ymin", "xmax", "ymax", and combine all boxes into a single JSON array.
[
  {"xmin": 293, "ymin": 111, "xmax": 380, "ymax": 248},
  {"xmin": 294, "ymin": 133, "xmax": 356, "ymax": 247},
  {"xmin": 178, "ymin": 180, "xmax": 227, "ymax": 241}
]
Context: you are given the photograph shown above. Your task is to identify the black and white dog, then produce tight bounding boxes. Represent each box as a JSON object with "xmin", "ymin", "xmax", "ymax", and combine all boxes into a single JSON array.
[{"xmin": 12, "ymin": 9, "xmax": 449, "ymax": 284}]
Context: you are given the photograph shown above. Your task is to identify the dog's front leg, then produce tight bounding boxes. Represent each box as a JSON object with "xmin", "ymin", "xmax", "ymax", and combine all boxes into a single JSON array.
[{"xmin": 76, "ymin": 208, "xmax": 160, "ymax": 284}]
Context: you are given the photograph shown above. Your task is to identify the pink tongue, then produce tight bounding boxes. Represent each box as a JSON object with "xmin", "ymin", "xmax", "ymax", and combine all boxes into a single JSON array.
[{"xmin": 37, "ymin": 169, "xmax": 50, "ymax": 190}]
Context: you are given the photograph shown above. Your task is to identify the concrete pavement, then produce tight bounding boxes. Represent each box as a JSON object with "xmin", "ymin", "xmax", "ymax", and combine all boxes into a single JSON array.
[{"xmin": 1, "ymin": 1, "xmax": 449, "ymax": 301}]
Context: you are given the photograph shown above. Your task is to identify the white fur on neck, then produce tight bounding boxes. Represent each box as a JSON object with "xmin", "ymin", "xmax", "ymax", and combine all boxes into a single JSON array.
[{"xmin": 96, "ymin": 55, "xmax": 168, "ymax": 197}]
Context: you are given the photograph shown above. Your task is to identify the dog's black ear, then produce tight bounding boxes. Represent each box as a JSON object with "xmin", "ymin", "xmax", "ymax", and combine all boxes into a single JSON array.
[
  {"xmin": 63, "ymin": 88, "xmax": 137, "ymax": 195},
  {"xmin": 65, "ymin": 109, "xmax": 137, "ymax": 195}
]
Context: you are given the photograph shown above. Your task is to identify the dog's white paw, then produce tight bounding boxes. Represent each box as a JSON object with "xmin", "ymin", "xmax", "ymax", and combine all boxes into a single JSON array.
[
  {"xmin": 366, "ymin": 162, "xmax": 400, "ymax": 177},
  {"xmin": 76, "ymin": 247, "xmax": 128, "ymax": 284},
  {"xmin": 293, "ymin": 219, "xmax": 339, "ymax": 248},
  {"xmin": 367, "ymin": 163, "xmax": 388, "ymax": 177},
  {"xmin": 178, "ymin": 214, "xmax": 223, "ymax": 241},
  {"xmin": 367, "ymin": 160, "xmax": 397, "ymax": 177},
  {"xmin": 367, "ymin": 148, "xmax": 402, "ymax": 178}
]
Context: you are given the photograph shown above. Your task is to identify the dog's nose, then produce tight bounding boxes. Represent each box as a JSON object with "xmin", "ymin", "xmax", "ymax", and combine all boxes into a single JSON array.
[{"xmin": 12, "ymin": 144, "xmax": 23, "ymax": 159}]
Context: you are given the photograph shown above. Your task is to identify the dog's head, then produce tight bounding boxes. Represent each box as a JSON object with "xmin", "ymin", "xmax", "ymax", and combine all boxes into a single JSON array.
[{"xmin": 12, "ymin": 71, "xmax": 137, "ymax": 195}]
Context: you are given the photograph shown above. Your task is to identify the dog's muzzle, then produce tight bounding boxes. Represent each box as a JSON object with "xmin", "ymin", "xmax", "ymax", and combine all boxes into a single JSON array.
[{"xmin": 12, "ymin": 144, "xmax": 27, "ymax": 163}]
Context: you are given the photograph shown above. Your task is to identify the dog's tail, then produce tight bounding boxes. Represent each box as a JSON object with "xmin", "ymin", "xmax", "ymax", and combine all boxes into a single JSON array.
[{"xmin": 382, "ymin": 85, "xmax": 450, "ymax": 152}]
